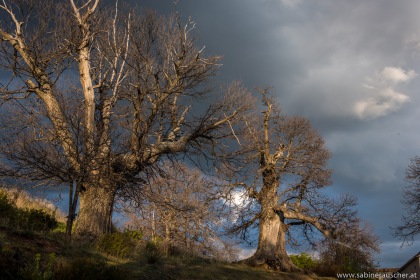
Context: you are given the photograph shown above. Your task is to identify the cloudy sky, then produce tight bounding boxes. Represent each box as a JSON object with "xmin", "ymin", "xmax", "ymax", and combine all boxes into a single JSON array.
[{"xmin": 135, "ymin": 0, "xmax": 420, "ymax": 268}]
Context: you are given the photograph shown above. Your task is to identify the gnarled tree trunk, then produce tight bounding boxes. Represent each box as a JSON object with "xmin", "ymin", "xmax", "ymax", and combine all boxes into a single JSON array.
[
  {"xmin": 74, "ymin": 180, "xmax": 116, "ymax": 238},
  {"xmin": 245, "ymin": 208, "xmax": 299, "ymax": 271},
  {"xmin": 245, "ymin": 168, "xmax": 299, "ymax": 271}
]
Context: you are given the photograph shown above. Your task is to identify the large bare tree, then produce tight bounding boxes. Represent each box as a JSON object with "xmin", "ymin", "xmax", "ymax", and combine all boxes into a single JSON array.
[
  {"xmin": 228, "ymin": 89, "xmax": 360, "ymax": 271},
  {"xmin": 0, "ymin": 0, "xmax": 252, "ymax": 237},
  {"xmin": 393, "ymin": 156, "xmax": 420, "ymax": 244}
]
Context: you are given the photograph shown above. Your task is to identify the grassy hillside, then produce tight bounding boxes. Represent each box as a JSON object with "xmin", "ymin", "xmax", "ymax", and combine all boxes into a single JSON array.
[
  {"xmin": 122, "ymin": 255, "xmax": 333, "ymax": 280},
  {"xmin": 0, "ymin": 187, "xmax": 334, "ymax": 280},
  {"xmin": 0, "ymin": 228, "xmax": 333, "ymax": 280}
]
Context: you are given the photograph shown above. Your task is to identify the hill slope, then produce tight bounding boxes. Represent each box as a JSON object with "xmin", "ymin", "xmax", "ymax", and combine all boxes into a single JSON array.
[
  {"xmin": 0, "ymin": 187, "xmax": 334, "ymax": 279},
  {"xmin": 0, "ymin": 226, "xmax": 336, "ymax": 280}
]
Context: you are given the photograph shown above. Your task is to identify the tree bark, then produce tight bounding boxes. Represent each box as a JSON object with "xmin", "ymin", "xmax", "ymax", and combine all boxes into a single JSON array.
[
  {"xmin": 246, "ymin": 214, "xmax": 300, "ymax": 271},
  {"xmin": 66, "ymin": 180, "xmax": 79, "ymax": 240},
  {"xmin": 245, "ymin": 169, "xmax": 299, "ymax": 271},
  {"xmin": 74, "ymin": 181, "xmax": 116, "ymax": 238},
  {"xmin": 245, "ymin": 209, "xmax": 299, "ymax": 271}
]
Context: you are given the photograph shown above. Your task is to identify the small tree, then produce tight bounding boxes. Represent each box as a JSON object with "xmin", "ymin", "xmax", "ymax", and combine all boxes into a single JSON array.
[
  {"xmin": 123, "ymin": 163, "xmax": 237, "ymax": 261},
  {"xmin": 393, "ymin": 156, "xmax": 420, "ymax": 244},
  {"xmin": 316, "ymin": 220, "xmax": 380, "ymax": 276}
]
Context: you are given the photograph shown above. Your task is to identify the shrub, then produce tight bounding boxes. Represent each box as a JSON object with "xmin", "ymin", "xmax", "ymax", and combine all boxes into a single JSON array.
[
  {"xmin": 0, "ymin": 191, "xmax": 16, "ymax": 226},
  {"xmin": 145, "ymin": 238, "xmax": 163, "ymax": 264},
  {"xmin": 52, "ymin": 222, "xmax": 66, "ymax": 234},
  {"xmin": 0, "ymin": 187, "xmax": 58, "ymax": 232},
  {"xmin": 17, "ymin": 209, "xmax": 58, "ymax": 232},
  {"xmin": 96, "ymin": 231, "xmax": 138, "ymax": 259},
  {"xmin": 20, "ymin": 253, "xmax": 56, "ymax": 280},
  {"xmin": 0, "ymin": 187, "xmax": 65, "ymax": 223},
  {"xmin": 123, "ymin": 228, "xmax": 143, "ymax": 240},
  {"xmin": 290, "ymin": 253, "xmax": 318, "ymax": 270}
]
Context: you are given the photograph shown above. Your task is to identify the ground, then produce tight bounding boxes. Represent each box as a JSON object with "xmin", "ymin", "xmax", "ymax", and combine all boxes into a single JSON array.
[{"xmin": 0, "ymin": 225, "xmax": 336, "ymax": 280}]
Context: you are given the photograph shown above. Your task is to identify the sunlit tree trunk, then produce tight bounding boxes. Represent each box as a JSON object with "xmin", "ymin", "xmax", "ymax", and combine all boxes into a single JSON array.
[
  {"xmin": 74, "ymin": 179, "xmax": 116, "ymax": 237},
  {"xmin": 245, "ymin": 168, "xmax": 299, "ymax": 271}
]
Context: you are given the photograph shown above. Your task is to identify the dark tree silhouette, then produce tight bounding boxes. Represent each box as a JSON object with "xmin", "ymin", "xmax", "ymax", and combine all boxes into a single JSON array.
[{"xmin": 393, "ymin": 156, "xmax": 420, "ymax": 244}]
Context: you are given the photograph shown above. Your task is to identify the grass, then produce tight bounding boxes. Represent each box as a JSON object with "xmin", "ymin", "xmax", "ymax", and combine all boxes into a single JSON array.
[
  {"xmin": 0, "ymin": 225, "xmax": 337, "ymax": 280},
  {"xmin": 123, "ymin": 254, "xmax": 334, "ymax": 280}
]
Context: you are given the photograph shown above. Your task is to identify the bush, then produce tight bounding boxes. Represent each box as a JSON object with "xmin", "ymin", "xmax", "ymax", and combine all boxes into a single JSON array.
[
  {"xmin": 52, "ymin": 222, "xmax": 66, "ymax": 234},
  {"xmin": 17, "ymin": 209, "xmax": 58, "ymax": 232},
  {"xmin": 145, "ymin": 238, "xmax": 163, "ymax": 264},
  {"xmin": 0, "ymin": 191, "xmax": 16, "ymax": 226},
  {"xmin": 0, "ymin": 188, "xmax": 59, "ymax": 232},
  {"xmin": 20, "ymin": 253, "xmax": 56, "ymax": 280},
  {"xmin": 123, "ymin": 228, "xmax": 143, "ymax": 240},
  {"xmin": 0, "ymin": 187, "xmax": 65, "ymax": 223},
  {"xmin": 290, "ymin": 253, "xmax": 318, "ymax": 271},
  {"xmin": 96, "ymin": 231, "xmax": 140, "ymax": 259}
]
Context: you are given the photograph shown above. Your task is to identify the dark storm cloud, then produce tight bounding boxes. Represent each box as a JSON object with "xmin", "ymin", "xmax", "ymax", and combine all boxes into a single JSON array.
[
  {"xmin": 132, "ymin": 0, "xmax": 306, "ymax": 88},
  {"xmin": 130, "ymin": 0, "xmax": 420, "ymax": 267}
]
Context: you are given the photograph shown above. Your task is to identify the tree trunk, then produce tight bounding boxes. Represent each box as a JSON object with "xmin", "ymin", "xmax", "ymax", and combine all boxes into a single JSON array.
[
  {"xmin": 164, "ymin": 223, "xmax": 170, "ymax": 255},
  {"xmin": 245, "ymin": 209, "xmax": 299, "ymax": 271},
  {"xmin": 66, "ymin": 180, "xmax": 79, "ymax": 240},
  {"xmin": 74, "ymin": 182, "xmax": 116, "ymax": 238},
  {"xmin": 245, "ymin": 168, "xmax": 299, "ymax": 271}
]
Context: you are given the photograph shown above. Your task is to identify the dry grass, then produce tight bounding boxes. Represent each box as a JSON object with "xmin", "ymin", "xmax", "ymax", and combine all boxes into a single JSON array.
[{"xmin": 121, "ymin": 253, "xmax": 335, "ymax": 280}]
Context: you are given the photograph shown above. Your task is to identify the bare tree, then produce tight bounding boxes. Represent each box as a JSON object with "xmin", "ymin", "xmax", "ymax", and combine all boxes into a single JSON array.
[
  {"xmin": 393, "ymin": 156, "xmax": 420, "ymax": 244},
  {"xmin": 228, "ymin": 89, "xmax": 359, "ymax": 271},
  {"xmin": 123, "ymin": 163, "xmax": 237, "ymax": 261},
  {"xmin": 0, "ymin": 0, "xmax": 252, "ymax": 237}
]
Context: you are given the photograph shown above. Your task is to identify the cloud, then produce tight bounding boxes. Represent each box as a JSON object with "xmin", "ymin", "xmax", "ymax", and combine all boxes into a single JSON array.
[
  {"xmin": 355, "ymin": 67, "xmax": 415, "ymax": 120},
  {"xmin": 363, "ymin": 67, "xmax": 416, "ymax": 89},
  {"xmin": 381, "ymin": 67, "xmax": 416, "ymax": 83},
  {"xmin": 222, "ymin": 189, "xmax": 252, "ymax": 224},
  {"xmin": 280, "ymin": 0, "xmax": 302, "ymax": 8},
  {"xmin": 237, "ymin": 247, "xmax": 256, "ymax": 260},
  {"xmin": 229, "ymin": 189, "xmax": 250, "ymax": 207},
  {"xmin": 354, "ymin": 88, "xmax": 410, "ymax": 119}
]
